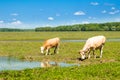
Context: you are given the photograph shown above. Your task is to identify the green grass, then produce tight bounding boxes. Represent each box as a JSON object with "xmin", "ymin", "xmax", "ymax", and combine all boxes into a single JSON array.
[
  {"xmin": 0, "ymin": 31, "xmax": 120, "ymax": 41},
  {"xmin": 0, "ymin": 31, "xmax": 120, "ymax": 80},
  {"xmin": 0, "ymin": 62, "xmax": 120, "ymax": 80},
  {"xmin": 0, "ymin": 41, "xmax": 119, "ymax": 63}
]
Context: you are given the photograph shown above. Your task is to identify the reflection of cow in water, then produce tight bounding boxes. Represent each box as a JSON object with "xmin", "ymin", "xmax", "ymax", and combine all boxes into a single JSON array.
[
  {"xmin": 41, "ymin": 61, "xmax": 58, "ymax": 68},
  {"xmin": 79, "ymin": 35, "xmax": 106, "ymax": 60},
  {"xmin": 40, "ymin": 37, "xmax": 60, "ymax": 55}
]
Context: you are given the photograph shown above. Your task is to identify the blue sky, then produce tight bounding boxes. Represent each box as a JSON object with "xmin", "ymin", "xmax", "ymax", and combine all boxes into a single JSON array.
[{"xmin": 0, "ymin": 0, "xmax": 120, "ymax": 29}]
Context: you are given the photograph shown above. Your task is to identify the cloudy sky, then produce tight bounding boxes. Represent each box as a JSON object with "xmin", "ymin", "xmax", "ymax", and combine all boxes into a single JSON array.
[{"xmin": 0, "ymin": 0, "xmax": 120, "ymax": 29}]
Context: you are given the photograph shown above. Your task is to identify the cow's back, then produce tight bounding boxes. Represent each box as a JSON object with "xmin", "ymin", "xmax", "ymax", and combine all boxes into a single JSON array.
[
  {"xmin": 88, "ymin": 36, "xmax": 106, "ymax": 47},
  {"xmin": 83, "ymin": 36, "xmax": 106, "ymax": 50},
  {"xmin": 44, "ymin": 37, "xmax": 60, "ymax": 47}
]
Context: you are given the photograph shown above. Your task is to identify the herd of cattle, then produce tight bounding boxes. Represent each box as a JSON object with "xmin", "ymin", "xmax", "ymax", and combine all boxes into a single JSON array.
[{"xmin": 40, "ymin": 35, "xmax": 106, "ymax": 60}]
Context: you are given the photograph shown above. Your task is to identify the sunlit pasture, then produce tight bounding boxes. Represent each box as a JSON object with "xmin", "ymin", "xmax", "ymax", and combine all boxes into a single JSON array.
[{"xmin": 0, "ymin": 31, "xmax": 120, "ymax": 80}]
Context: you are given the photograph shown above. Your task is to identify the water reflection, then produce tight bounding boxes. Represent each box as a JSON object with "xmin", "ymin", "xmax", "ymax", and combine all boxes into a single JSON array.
[
  {"xmin": 41, "ymin": 61, "xmax": 58, "ymax": 67},
  {"xmin": 0, "ymin": 57, "xmax": 80, "ymax": 71},
  {"xmin": 0, "ymin": 57, "xmax": 40, "ymax": 71}
]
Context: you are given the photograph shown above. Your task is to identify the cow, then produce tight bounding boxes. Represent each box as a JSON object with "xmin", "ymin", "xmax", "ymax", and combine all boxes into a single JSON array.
[
  {"xmin": 40, "ymin": 37, "xmax": 60, "ymax": 55},
  {"xmin": 79, "ymin": 35, "xmax": 106, "ymax": 60}
]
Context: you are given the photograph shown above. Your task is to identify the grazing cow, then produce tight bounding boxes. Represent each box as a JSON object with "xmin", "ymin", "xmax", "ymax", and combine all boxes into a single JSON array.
[
  {"xmin": 40, "ymin": 37, "xmax": 60, "ymax": 55},
  {"xmin": 79, "ymin": 35, "xmax": 106, "ymax": 60}
]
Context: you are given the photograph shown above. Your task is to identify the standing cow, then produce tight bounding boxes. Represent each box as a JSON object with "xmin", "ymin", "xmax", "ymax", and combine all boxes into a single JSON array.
[
  {"xmin": 79, "ymin": 35, "xmax": 106, "ymax": 60},
  {"xmin": 40, "ymin": 37, "xmax": 60, "ymax": 55}
]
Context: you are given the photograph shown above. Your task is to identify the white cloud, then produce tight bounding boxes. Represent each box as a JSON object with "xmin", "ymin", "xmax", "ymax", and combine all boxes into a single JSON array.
[
  {"xmin": 48, "ymin": 17, "xmax": 54, "ymax": 20},
  {"xmin": 0, "ymin": 20, "xmax": 4, "ymax": 24},
  {"xmin": 111, "ymin": 7, "xmax": 115, "ymax": 10},
  {"xmin": 0, "ymin": 21, "xmax": 36, "ymax": 29},
  {"xmin": 74, "ymin": 11, "xmax": 85, "ymax": 16},
  {"xmin": 109, "ymin": 10, "xmax": 120, "ymax": 14},
  {"xmin": 102, "ymin": 10, "xmax": 107, "ymax": 13},
  {"xmin": 44, "ymin": 24, "xmax": 53, "ymax": 27},
  {"xmin": 11, "ymin": 20, "xmax": 22, "ymax": 25},
  {"xmin": 82, "ymin": 21, "xmax": 89, "ymax": 24},
  {"xmin": 11, "ymin": 13, "xmax": 19, "ymax": 16},
  {"xmin": 90, "ymin": 2, "xmax": 99, "ymax": 6}
]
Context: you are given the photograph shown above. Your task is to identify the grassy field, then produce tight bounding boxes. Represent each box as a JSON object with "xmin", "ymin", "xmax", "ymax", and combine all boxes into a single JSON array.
[
  {"xmin": 0, "ymin": 62, "xmax": 120, "ymax": 80},
  {"xmin": 0, "ymin": 31, "xmax": 120, "ymax": 80},
  {"xmin": 0, "ymin": 31, "xmax": 120, "ymax": 40}
]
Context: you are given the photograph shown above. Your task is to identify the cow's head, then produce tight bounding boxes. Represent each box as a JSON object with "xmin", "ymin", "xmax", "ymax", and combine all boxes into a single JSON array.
[
  {"xmin": 40, "ymin": 46, "xmax": 44, "ymax": 54},
  {"xmin": 79, "ymin": 50, "xmax": 86, "ymax": 60}
]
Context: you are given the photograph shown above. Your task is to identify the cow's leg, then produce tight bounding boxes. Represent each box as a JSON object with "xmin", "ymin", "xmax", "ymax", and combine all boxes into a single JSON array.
[
  {"xmin": 100, "ymin": 45, "xmax": 104, "ymax": 58},
  {"xmin": 56, "ymin": 44, "xmax": 59, "ymax": 54},
  {"xmin": 93, "ymin": 49, "xmax": 96, "ymax": 59},
  {"xmin": 88, "ymin": 50, "xmax": 91, "ymax": 59},
  {"xmin": 46, "ymin": 47, "xmax": 50, "ymax": 55},
  {"xmin": 46, "ymin": 49, "xmax": 49, "ymax": 55},
  {"xmin": 54, "ymin": 46, "xmax": 59, "ymax": 54},
  {"xmin": 54, "ymin": 47, "xmax": 57, "ymax": 54}
]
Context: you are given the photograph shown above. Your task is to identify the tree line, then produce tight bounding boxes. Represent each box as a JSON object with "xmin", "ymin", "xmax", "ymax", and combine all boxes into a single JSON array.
[
  {"xmin": 0, "ymin": 28, "xmax": 34, "ymax": 32},
  {"xmin": 0, "ymin": 22, "xmax": 120, "ymax": 32},
  {"xmin": 35, "ymin": 22, "xmax": 120, "ymax": 31}
]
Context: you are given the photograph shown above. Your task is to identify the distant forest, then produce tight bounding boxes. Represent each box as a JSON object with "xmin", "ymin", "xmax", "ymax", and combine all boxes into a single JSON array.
[
  {"xmin": 35, "ymin": 22, "xmax": 120, "ymax": 31},
  {"xmin": 0, "ymin": 28, "xmax": 34, "ymax": 32},
  {"xmin": 0, "ymin": 22, "xmax": 120, "ymax": 32}
]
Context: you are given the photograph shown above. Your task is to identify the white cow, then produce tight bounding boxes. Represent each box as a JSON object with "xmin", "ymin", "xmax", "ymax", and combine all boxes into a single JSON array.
[
  {"xmin": 40, "ymin": 37, "xmax": 60, "ymax": 55},
  {"xmin": 79, "ymin": 35, "xmax": 106, "ymax": 60}
]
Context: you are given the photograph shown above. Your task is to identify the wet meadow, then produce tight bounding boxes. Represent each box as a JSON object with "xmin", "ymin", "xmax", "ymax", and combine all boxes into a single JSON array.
[{"xmin": 0, "ymin": 31, "xmax": 120, "ymax": 80}]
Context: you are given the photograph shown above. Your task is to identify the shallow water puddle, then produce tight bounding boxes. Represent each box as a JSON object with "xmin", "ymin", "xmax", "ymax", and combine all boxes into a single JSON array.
[{"xmin": 0, "ymin": 57, "xmax": 79, "ymax": 71}]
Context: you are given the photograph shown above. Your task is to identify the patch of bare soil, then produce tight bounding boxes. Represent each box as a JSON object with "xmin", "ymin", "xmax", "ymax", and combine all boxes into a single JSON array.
[{"xmin": 76, "ymin": 57, "xmax": 117, "ymax": 66}]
